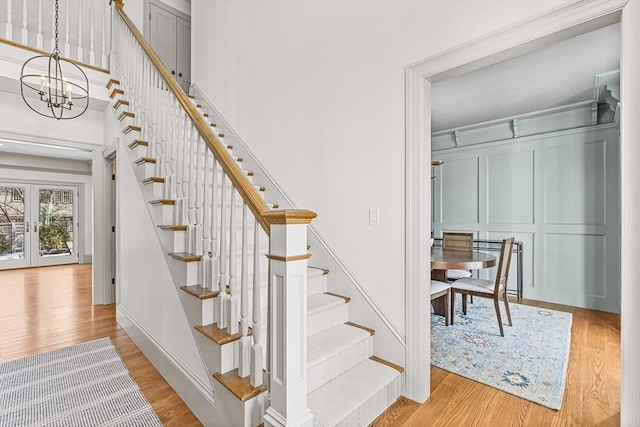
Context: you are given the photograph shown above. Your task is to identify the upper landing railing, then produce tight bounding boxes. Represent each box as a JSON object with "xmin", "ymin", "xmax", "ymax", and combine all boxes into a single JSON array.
[{"xmin": 1, "ymin": 0, "xmax": 111, "ymax": 72}]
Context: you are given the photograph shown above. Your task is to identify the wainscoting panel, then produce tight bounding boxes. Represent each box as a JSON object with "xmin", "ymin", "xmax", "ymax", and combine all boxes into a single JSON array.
[
  {"xmin": 433, "ymin": 125, "xmax": 620, "ymax": 312},
  {"xmin": 544, "ymin": 140, "xmax": 606, "ymax": 226},
  {"xmin": 439, "ymin": 156, "xmax": 479, "ymax": 224},
  {"xmin": 487, "ymin": 150, "xmax": 534, "ymax": 225}
]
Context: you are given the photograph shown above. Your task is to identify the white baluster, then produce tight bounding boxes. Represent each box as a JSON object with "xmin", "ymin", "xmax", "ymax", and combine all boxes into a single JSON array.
[
  {"xmin": 101, "ymin": 0, "xmax": 107, "ymax": 68},
  {"xmin": 76, "ymin": 0, "xmax": 83, "ymax": 62},
  {"xmin": 89, "ymin": 0, "xmax": 95, "ymax": 65},
  {"xmin": 227, "ymin": 188, "xmax": 239, "ymax": 335},
  {"xmin": 217, "ymin": 173, "xmax": 229, "ymax": 328},
  {"xmin": 6, "ymin": 0, "xmax": 13, "ymax": 40},
  {"xmin": 239, "ymin": 202, "xmax": 251, "ymax": 377},
  {"xmin": 250, "ymin": 217, "xmax": 263, "ymax": 387},
  {"xmin": 210, "ymin": 158, "xmax": 220, "ymax": 292},
  {"xmin": 36, "ymin": 0, "xmax": 43, "ymax": 49},
  {"xmin": 194, "ymin": 134, "xmax": 204, "ymax": 256},
  {"xmin": 21, "ymin": 0, "xmax": 27, "ymax": 45},
  {"xmin": 64, "ymin": 0, "xmax": 70, "ymax": 57},
  {"xmin": 201, "ymin": 150, "xmax": 211, "ymax": 289}
]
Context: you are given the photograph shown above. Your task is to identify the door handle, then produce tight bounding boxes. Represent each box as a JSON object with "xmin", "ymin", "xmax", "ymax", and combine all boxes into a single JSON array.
[
  {"xmin": 171, "ymin": 70, "xmax": 176, "ymax": 75},
  {"xmin": 26, "ymin": 221, "xmax": 29, "ymax": 232},
  {"xmin": 178, "ymin": 72, "xmax": 183, "ymax": 77},
  {"xmin": 34, "ymin": 224, "xmax": 38, "ymax": 232}
]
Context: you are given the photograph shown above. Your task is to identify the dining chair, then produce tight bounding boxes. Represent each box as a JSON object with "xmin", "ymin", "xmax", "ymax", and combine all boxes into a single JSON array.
[
  {"xmin": 450, "ymin": 237, "xmax": 515, "ymax": 337},
  {"xmin": 430, "ymin": 280, "xmax": 451, "ymax": 326},
  {"xmin": 442, "ymin": 232, "xmax": 474, "ymax": 281}
]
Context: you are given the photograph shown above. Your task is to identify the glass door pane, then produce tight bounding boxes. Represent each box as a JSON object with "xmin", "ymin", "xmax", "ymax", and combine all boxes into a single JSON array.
[
  {"xmin": 32, "ymin": 185, "xmax": 78, "ymax": 267},
  {"xmin": 0, "ymin": 184, "xmax": 31, "ymax": 269}
]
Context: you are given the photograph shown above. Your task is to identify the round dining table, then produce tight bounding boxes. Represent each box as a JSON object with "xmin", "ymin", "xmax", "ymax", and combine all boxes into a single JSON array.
[{"xmin": 430, "ymin": 248, "xmax": 496, "ymax": 317}]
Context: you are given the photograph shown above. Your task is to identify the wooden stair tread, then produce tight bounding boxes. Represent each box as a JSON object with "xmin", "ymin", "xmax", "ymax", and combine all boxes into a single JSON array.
[
  {"xmin": 179, "ymin": 285, "xmax": 219, "ymax": 300},
  {"xmin": 128, "ymin": 140, "xmax": 148, "ymax": 149},
  {"xmin": 118, "ymin": 111, "xmax": 135, "ymax": 120},
  {"xmin": 158, "ymin": 224, "xmax": 188, "ymax": 231},
  {"xmin": 345, "ymin": 321, "xmax": 375, "ymax": 336},
  {"xmin": 134, "ymin": 157, "xmax": 156, "ymax": 165},
  {"xmin": 187, "ymin": 93, "xmax": 195, "ymax": 99},
  {"xmin": 123, "ymin": 124, "xmax": 141, "ymax": 134},
  {"xmin": 168, "ymin": 252, "xmax": 202, "ymax": 262},
  {"xmin": 149, "ymin": 199, "xmax": 175, "ymax": 206},
  {"xmin": 369, "ymin": 355, "xmax": 404, "ymax": 373},
  {"xmin": 109, "ymin": 88, "xmax": 124, "ymax": 99},
  {"xmin": 195, "ymin": 323, "xmax": 252, "ymax": 345},
  {"xmin": 113, "ymin": 99, "xmax": 130, "ymax": 110},
  {"xmin": 324, "ymin": 292, "xmax": 351, "ymax": 304},
  {"xmin": 106, "ymin": 78, "xmax": 120, "ymax": 89},
  {"xmin": 142, "ymin": 177, "xmax": 165, "ymax": 184},
  {"xmin": 213, "ymin": 369, "xmax": 266, "ymax": 402}
]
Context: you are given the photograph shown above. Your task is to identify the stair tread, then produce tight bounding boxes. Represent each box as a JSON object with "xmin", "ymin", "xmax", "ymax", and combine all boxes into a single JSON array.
[
  {"xmin": 308, "ymin": 293, "xmax": 347, "ymax": 316},
  {"xmin": 179, "ymin": 285, "xmax": 219, "ymax": 300},
  {"xmin": 308, "ymin": 323, "xmax": 371, "ymax": 368},
  {"xmin": 195, "ymin": 323, "xmax": 252, "ymax": 345},
  {"xmin": 168, "ymin": 252, "xmax": 202, "ymax": 262},
  {"xmin": 307, "ymin": 267, "xmax": 326, "ymax": 279},
  {"xmin": 308, "ymin": 358, "xmax": 401, "ymax": 427},
  {"xmin": 158, "ymin": 224, "xmax": 188, "ymax": 231},
  {"xmin": 213, "ymin": 368, "xmax": 266, "ymax": 402}
]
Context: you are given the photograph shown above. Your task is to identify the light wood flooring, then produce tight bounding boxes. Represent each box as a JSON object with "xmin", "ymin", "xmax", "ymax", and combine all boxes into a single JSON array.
[{"xmin": 0, "ymin": 265, "xmax": 620, "ymax": 426}]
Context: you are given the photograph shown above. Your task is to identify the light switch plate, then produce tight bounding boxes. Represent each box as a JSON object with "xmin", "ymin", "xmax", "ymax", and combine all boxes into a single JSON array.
[{"xmin": 369, "ymin": 208, "xmax": 380, "ymax": 226}]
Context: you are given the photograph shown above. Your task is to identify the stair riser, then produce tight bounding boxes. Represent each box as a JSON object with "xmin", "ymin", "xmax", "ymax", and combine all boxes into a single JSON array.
[
  {"xmin": 308, "ymin": 336, "xmax": 373, "ymax": 394},
  {"xmin": 308, "ymin": 303, "xmax": 348, "ymax": 337},
  {"xmin": 128, "ymin": 144, "xmax": 148, "ymax": 160},
  {"xmin": 135, "ymin": 161, "xmax": 156, "ymax": 181},
  {"xmin": 178, "ymin": 292, "xmax": 215, "ymax": 326},
  {"xmin": 118, "ymin": 115, "xmax": 136, "ymax": 133},
  {"xmin": 194, "ymin": 333, "xmax": 238, "ymax": 377},
  {"xmin": 167, "ymin": 257, "xmax": 200, "ymax": 285},
  {"xmin": 151, "ymin": 203, "xmax": 174, "ymax": 225},
  {"xmin": 142, "ymin": 181, "xmax": 164, "ymax": 201},
  {"xmin": 158, "ymin": 229, "xmax": 186, "ymax": 255},
  {"xmin": 308, "ymin": 273, "xmax": 327, "ymax": 295},
  {"xmin": 332, "ymin": 376, "xmax": 401, "ymax": 427},
  {"xmin": 110, "ymin": 91, "xmax": 126, "ymax": 105}
]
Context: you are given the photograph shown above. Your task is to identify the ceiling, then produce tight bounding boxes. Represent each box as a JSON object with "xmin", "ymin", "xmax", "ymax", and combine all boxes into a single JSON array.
[{"xmin": 431, "ymin": 23, "xmax": 620, "ymax": 133}]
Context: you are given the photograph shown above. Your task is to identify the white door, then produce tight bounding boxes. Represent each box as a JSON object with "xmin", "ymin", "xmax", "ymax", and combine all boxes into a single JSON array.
[
  {"xmin": 149, "ymin": 2, "xmax": 191, "ymax": 92},
  {"xmin": 0, "ymin": 183, "xmax": 79, "ymax": 270}
]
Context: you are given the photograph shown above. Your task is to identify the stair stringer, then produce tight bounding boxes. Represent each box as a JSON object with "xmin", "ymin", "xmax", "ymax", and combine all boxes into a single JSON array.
[
  {"xmin": 108, "ymin": 107, "xmax": 264, "ymax": 427},
  {"xmin": 190, "ymin": 85, "xmax": 406, "ymax": 372}
]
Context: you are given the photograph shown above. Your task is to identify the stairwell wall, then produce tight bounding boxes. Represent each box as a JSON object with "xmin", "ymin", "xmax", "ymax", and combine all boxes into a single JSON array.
[{"xmin": 190, "ymin": 1, "xmax": 568, "ymax": 336}]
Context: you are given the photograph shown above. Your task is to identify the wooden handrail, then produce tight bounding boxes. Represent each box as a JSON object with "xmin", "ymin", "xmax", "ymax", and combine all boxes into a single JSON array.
[{"xmin": 113, "ymin": 2, "xmax": 273, "ymax": 234}]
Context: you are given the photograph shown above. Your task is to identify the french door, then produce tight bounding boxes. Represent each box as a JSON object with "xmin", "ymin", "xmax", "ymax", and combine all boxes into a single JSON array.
[{"xmin": 0, "ymin": 183, "xmax": 79, "ymax": 270}]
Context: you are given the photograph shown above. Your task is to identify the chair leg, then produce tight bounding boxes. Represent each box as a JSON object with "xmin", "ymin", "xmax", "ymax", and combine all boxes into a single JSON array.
[
  {"xmin": 493, "ymin": 298, "xmax": 504, "ymax": 337},
  {"xmin": 503, "ymin": 293, "xmax": 513, "ymax": 326},
  {"xmin": 450, "ymin": 290, "xmax": 455, "ymax": 325},
  {"xmin": 462, "ymin": 293, "xmax": 467, "ymax": 315},
  {"xmin": 444, "ymin": 291, "xmax": 450, "ymax": 326}
]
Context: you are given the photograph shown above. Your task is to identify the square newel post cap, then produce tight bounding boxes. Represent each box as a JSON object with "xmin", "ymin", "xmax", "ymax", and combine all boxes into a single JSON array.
[{"xmin": 263, "ymin": 209, "xmax": 317, "ymax": 225}]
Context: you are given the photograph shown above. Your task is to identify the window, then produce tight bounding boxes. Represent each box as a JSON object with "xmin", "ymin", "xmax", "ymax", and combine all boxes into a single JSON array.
[{"xmin": 11, "ymin": 189, "xmax": 23, "ymax": 202}]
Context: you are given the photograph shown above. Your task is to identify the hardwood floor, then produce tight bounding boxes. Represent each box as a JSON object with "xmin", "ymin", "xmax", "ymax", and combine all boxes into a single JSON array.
[
  {"xmin": 1, "ymin": 265, "xmax": 620, "ymax": 426},
  {"xmin": 372, "ymin": 298, "xmax": 621, "ymax": 427},
  {"xmin": 0, "ymin": 264, "xmax": 202, "ymax": 427}
]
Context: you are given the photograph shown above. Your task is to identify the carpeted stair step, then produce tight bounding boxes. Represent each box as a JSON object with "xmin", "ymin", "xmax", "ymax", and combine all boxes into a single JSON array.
[
  {"xmin": 307, "ymin": 323, "xmax": 374, "ymax": 394},
  {"xmin": 307, "ymin": 293, "xmax": 349, "ymax": 337},
  {"xmin": 308, "ymin": 267, "xmax": 328, "ymax": 295},
  {"xmin": 308, "ymin": 358, "xmax": 402, "ymax": 427}
]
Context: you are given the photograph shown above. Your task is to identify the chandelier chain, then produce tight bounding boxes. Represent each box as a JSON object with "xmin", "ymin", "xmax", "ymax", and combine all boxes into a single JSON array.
[{"xmin": 53, "ymin": 0, "xmax": 60, "ymax": 56}]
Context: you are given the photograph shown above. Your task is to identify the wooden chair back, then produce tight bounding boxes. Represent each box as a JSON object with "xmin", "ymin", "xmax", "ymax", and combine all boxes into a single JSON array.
[
  {"xmin": 442, "ymin": 232, "xmax": 474, "ymax": 252},
  {"xmin": 493, "ymin": 237, "xmax": 515, "ymax": 294}
]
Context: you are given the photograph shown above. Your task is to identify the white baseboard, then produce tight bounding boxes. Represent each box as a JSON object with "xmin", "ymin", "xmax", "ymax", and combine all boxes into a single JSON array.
[{"xmin": 116, "ymin": 306, "xmax": 216, "ymax": 425}]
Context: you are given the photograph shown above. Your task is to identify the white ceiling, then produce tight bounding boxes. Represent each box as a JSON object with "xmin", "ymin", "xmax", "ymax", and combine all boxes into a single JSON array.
[{"xmin": 431, "ymin": 23, "xmax": 620, "ymax": 133}]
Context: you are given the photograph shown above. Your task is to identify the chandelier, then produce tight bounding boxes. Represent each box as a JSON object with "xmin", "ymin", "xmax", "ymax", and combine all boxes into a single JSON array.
[{"xmin": 19, "ymin": 0, "xmax": 89, "ymax": 120}]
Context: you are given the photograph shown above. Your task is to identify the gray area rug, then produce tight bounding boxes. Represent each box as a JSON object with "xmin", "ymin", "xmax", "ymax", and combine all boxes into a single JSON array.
[{"xmin": 0, "ymin": 338, "xmax": 163, "ymax": 426}]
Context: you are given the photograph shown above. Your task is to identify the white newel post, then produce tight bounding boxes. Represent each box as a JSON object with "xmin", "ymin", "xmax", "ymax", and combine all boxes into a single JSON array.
[{"xmin": 263, "ymin": 210, "xmax": 317, "ymax": 427}]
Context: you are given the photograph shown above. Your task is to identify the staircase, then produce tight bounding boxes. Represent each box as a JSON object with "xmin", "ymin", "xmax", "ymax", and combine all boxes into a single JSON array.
[{"xmin": 108, "ymin": 2, "xmax": 403, "ymax": 426}]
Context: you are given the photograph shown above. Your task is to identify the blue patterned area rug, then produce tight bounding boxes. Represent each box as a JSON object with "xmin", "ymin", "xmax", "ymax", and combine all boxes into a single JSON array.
[
  {"xmin": 0, "ymin": 338, "xmax": 163, "ymax": 426},
  {"xmin": 431, "ymin": 296, "xmax": 572, "ymax": 410}
]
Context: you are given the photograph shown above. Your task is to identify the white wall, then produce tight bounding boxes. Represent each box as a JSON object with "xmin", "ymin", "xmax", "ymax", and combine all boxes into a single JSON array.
[{"xmin": 191, "ymin": 1, "xmax": 570, "ymax": 332}]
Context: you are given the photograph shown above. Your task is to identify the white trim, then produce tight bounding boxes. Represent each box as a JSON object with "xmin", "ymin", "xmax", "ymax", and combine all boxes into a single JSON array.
[
  {"xmin": 433, "ymin": 123, "xmax": 618, "ymax": 155},
  {"xmin": 116, "ymin": 306, "xmax": 215, "ymax": 421},
  {"xmin": 405, "ymin": 0, "xmax": 634, "ymax": 408},
  {"xmin": 0, "ymin": 130, "xmax": 100, "ymax": 151}
]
